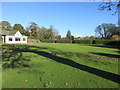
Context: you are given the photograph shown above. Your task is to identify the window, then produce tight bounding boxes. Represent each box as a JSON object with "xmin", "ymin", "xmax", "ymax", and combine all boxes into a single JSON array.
[
  {"xmin": 9, "ymin": 37, "xmax": 13, "ymax": 41},
  {"xmin": 23, "ymin": 38, "xmax": 26, "ymax": 41},
  {"xmin": 15, "ymin": 37, "xmax": 20, "ymax": 41}
]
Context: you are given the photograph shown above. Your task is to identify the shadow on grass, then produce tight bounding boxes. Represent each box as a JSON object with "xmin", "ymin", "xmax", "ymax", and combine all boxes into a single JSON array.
[
  {"xmin": 89, "ymin": 52, "xmax": 120, "ymax": 59},
  {"xmin": 115, "ymin": 51, "xmax": 120, "ymax": 53},
  {"xmin": 2, "ymin": 44, "xmax": 50, "ymax": 68},
  {"xmin": 2, "ymin": 44, "xmax": 120, "ymax": 83},
  {"xmin": 2, "ymin": 50, "xmax": 31, "ymax": 68},
  {"xmin": 89, "ymin": 45, "xmax": 120, "ymax": 49}
]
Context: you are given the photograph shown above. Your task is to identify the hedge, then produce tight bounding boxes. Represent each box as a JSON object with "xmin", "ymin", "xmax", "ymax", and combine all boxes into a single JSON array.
[
  {"xmin": 56, "ymin": 39, "xmax": 72, "ymax": 43},
  {"xmin": 28, "ymin": 36, "xmax": 45, "ymax": 41},
  {"xmin": 43, "ymin": 39, "xmax": 55, "ymax": 43},
  {"xmin": 95, "ymin": 39, "xmax": 113, "ymax": 44},
  {"xmin": 28, "ymin": 36, "xmax": 54, "ymax": 43},
  {"xmin": 28, "ymin": 36, "xmax": 120, "ymax": 45},
  {"xmin": 0, "ymin": 36, "xmax": 2, "ymax": 41},
  {"xmin": 28, "ymin": 36, "xmax": 72, "ymax": 43},
  {"xmin": 73, "ymin": 39, "xmax": 93, "ymax": 44},
  {"xmin": 105, "ymin": 40, "xmax": 120, "ymax": 46},
  {"xmin": 73, "ymin": 39, "xmax": 120, "ymax": 45}
]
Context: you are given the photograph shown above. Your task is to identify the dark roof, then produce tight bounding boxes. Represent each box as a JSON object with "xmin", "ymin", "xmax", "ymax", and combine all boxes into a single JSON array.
[
  {"xmin": 1, "ymin": 30, "xmax": 18, "ymax": 35},
  {"xmin": 1, "ymin": 30, "xmax": 9, "ymax": 35},
  {"xmin": 9, "ymin": 31, "xmax": 18, "ymax": 35}
]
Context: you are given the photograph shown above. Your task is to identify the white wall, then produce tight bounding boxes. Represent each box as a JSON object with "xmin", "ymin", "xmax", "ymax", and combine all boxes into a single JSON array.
[
  {"xmin": 14, "ymin": 31, "xmax": 22, "ymax": 37},
  {"xmin": 5, "ymin": 36, "xmax": 28, "ymax": 44}
]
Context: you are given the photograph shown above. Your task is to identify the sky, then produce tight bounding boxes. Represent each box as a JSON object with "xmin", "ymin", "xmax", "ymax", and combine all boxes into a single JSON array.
[
  {"xmin": 2, "ymin": 2, "xmax": 118, "ymax": 37},
  {"xmin": 1, "ymin": 0, "xmax": 118, "ymax": 2}
]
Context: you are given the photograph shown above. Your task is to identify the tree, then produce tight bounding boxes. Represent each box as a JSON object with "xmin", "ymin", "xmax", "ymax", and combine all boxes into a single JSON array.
[
  {"xmin": 90, "ymin": 36, "xmax": 95, "ymax": 39},
  {"xmin": 95, "ymin": 23, "xmax": 116, "ymax": 39},
  {"xmin": 0, "ymin": 34, "xmax": 2, "ymax": 42},
  {"xmin": 13, "ymin": 24, "xmax": 25, "ymax": 35},
  {"xmin": 57, "ymin": 35, "xmax": 61, "ymax": 39},
  {"xmin": 25, "ymin": 30, "xmax": 30, "ymax": 36},
  {"xmin": 98, "ymin": 1, "xmax": 120, "ymax": 27},
  {"xmin": 98, "ymin": 1, "xmax": 120, "ymax": 15},
  {"xmin": 118, "ymin": 20, "xmax": 120, "ymax": 27},
  {"xmin": 48, "ymin": 25, "xmax": 56, "ymax": 39},
  {"xmin": 28, "ymin": 22, "xmax": 39, "ymax": 37},
  {"xmin": 38, "ymin": 27, "xmax": 48, "ymax": 39},
  {"xmin": 66, "ymin": 30, "xmax": 72, "ymax": 39},
  {"xmin": 111, "ymin": 35, "xmax": 120, "ymax": 39},
  {"xmin": 25, "ymin": 27, "xmax": 31, "ymax": 36},
  {"xmin": 109, "ymin": 27, "xmax": 120, "ymax": 36},
  {"xmin": 0, "ymin": 21, "xmax": 12, "ymax": 30},
  {"xmin": 37, "ymin": 25, "xmax": 58, "ymax": 39},
  {"xmin": 84, "ymin": 36, "xmax": 89, "ymax": 39},
  {"xmin": 38, "ymin": 26, "xmax": 51, "ymax": 39},
  {"xmin": 71, "ymin": 35, "xmax": 74, "ymax": 40}
]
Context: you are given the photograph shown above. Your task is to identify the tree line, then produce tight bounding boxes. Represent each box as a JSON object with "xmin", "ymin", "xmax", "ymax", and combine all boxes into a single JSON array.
[
  {"xmin": 0, "ymin": 21, "xmax": 75, "ymax": 40},
  {"xmin": 0, "ymin": 21, "xmax": 120, "ymax": 40},
  {"xmin": 0, "ymin": 21, "xmax": 59, "ymax": 39}
]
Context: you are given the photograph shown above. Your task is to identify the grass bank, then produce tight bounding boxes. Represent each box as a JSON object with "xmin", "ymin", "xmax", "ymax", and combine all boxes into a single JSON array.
[{"xmin": 2, "ymin": 43, "xmax": 119, "ymax": 88}]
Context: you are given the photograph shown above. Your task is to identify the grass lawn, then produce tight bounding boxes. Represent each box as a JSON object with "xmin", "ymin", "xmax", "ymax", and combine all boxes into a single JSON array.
[{"xmin": 2, "ymin": 43, "xmax": 119, "ymax": 88}]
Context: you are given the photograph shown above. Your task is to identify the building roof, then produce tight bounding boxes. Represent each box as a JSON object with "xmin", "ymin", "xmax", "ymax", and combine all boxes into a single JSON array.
[
  {"xmin": 1, "ymin": 30, "xmax": 18, "ymax": 35},
  {"xmin": 9, "ymin": 31, "xmax": 18, "ymax": 35}
]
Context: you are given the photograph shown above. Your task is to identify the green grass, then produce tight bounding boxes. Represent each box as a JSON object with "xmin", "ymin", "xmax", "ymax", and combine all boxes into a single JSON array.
[
  {"xmin": 2, "ymin": 43, "xmax": 119, "ymax": 88},
  {"xmin": 31, "ymin": 43, "xmax": 119, "ymax": 57}
]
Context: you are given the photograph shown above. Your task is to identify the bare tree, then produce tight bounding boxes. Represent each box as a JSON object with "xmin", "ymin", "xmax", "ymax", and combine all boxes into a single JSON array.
[
  {"xmin": 98, "ymin": 0, "xmax": 120, "ymax": 15},
  {"xmin": 95, "ymin": 23, "xmax": 116, "ymax": 39}
]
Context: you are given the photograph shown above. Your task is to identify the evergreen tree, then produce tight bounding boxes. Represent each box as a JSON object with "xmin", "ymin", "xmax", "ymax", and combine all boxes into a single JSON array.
[{"xmin": 66, "ymin": 30, "xmax": 72, "ymax": 39}]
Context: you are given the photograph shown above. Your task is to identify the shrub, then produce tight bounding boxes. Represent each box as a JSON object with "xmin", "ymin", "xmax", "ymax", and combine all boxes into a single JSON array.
[
  {"xmin": 73, "ymin": 39, "xmax": 93, "ymax": 44},
  {"xmin": 43, "ymin": 39, "xmax": 55, "ymax": 43},
  {"xmin": 28, "ymin": 36, "xmax": 45, "ymax": 41},
  {"xmin": 28, "ymin": 36, "xmax": 55, "ymax": 43},
  {"xmin": 73, "ymin": 39, "xmax": 120, "ymax": 45},
  {"xmin": 56, "ymin": 39, "xmax": 72, "ymax": 43},
  {"xmin": 105, "ymin": 40, "xmax": 120, "ymax": 46},
  {"xmin": 0, "ymin": 35, "xmax": 2, "ymax": 40},
  {"xmin": 95, "ymin": 39, "xmax": 112, "ymax": 44}
]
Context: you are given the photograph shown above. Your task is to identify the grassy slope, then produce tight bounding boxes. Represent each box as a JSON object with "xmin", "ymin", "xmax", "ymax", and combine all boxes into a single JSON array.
[
  {"xmin": 2, "ymin": 43, "xmax": 119, "ymax": 88},
  {"xmin": 30, "ymin": 43, "xmax": 119, "ymax": 57}
]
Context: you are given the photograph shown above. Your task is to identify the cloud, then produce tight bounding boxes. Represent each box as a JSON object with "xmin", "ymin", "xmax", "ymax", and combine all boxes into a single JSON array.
[{"xmin": 74, "ymin": 34, "xmax": 81, "ymax": 37}]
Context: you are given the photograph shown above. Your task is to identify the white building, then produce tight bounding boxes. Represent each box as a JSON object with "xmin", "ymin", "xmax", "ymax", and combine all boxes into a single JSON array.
[{"xmin": 1, "ymin": 30, "xmax": 28, "ymax": 44}]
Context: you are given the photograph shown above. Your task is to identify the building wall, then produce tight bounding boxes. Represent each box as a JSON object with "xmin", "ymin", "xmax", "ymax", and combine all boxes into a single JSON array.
[
  {"xmin": 14, "ymin": 31, "xmax": 22, "ymax": 37},
  {"xmin": 5, "ymin": 36, "xmax": 28, "ymax": 44},
  {"xmin": 27, "ymin": 39, "xmax": 32, "ymax": 43}
]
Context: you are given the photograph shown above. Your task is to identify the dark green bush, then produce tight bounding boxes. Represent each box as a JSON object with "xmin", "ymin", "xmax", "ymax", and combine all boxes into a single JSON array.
[
  {"xmin": 73, "ymin": 39, "xmax": 93, "ymax": 44},
  {"xmin": 73, "ymin": 39, "xmax": 120, "ymax": 45},
  {"xmin": 28, "ymin": 36, "xmax": 55, "ymax": 43},
  {"xmin": 43, "ymin": 39, "xmax": 55, "ymax": 43},
  {"xmin": 28, "ymin": 36, "xmax": 120, "ymax": 45},
  {"xmin": 56, "ymin": 39, "xmax": 72, "ymax": 43},
  {"xmin": 95, "ymin": 39, "xmax": 112, "ymax": 44},
  {"xmin": 105, "ymin": 40, "xmax": 120, "ymax": 46},
  {"xmin": 28, "ymin": 36, "xmax": 45, "ymax": 41},
  {"xmin": 0, "ymin": 35, "xmax": 2, "ymax": 42}
]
